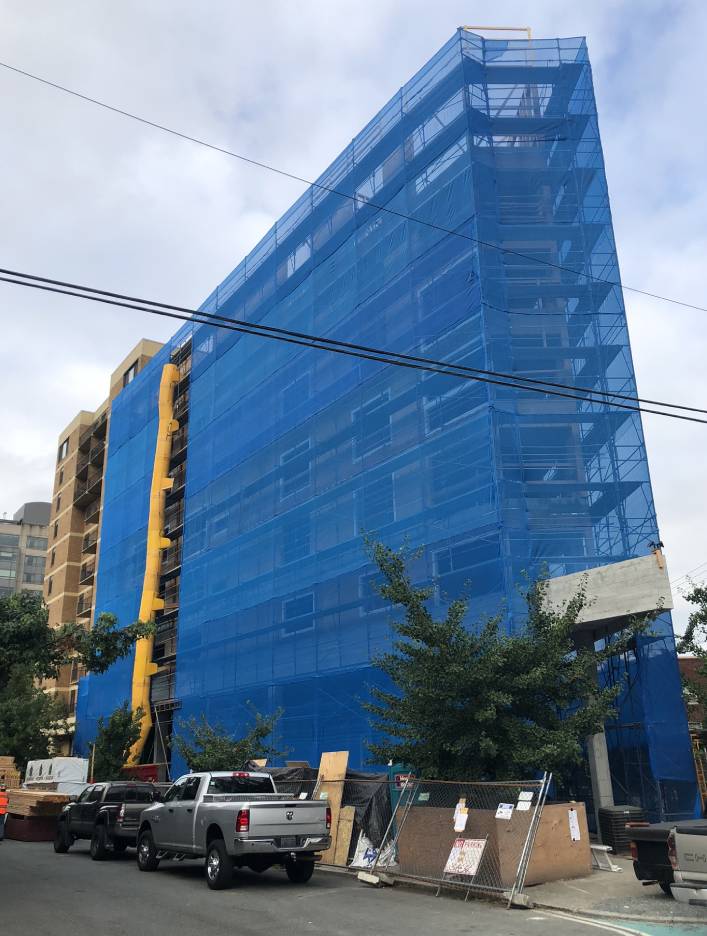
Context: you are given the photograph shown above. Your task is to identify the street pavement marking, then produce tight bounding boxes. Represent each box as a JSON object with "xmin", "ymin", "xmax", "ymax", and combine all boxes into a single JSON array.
[{"xmin": 544, "ymin": 909, "xmax": 651, "ymax": 936}]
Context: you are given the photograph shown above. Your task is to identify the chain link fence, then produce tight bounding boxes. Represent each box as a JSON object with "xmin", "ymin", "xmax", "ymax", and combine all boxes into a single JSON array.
[{"xmin": 369, "ymin": 774, "xmax": 551, "ymax": 904}]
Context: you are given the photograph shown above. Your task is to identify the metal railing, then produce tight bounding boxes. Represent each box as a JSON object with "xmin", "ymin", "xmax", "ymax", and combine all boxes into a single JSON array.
[
  {"xmin": 76, "ymin": 592, "xmax": 93, "ymax": 616},
  {"xmin": 161, "ymin": 540, "xmax": 182, "ymax": 574},
  {"xmin": 79, "ymin": 561, "xmax": 95, "ymax": 584},
  {"xmin": 82, "ymin": 529, "xmax": 99, "ymax": 553}
]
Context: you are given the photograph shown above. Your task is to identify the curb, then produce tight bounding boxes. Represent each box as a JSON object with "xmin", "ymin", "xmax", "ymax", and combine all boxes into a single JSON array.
[
  {"xmin": 533, "ymin": 899, "xmax": 705, "ymax": 927},
  {"xmin": 319, "ymin": 865, "xmax": 705, "ymax": 926}
]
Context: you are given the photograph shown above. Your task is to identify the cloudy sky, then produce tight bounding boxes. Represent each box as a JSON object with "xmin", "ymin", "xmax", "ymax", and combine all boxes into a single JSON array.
[{"xmin": 1, "ymin": 0, "xmax": 704, "ymax": 630}]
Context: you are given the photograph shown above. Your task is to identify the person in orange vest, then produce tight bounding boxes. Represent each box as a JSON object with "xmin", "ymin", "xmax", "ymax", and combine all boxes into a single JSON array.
[{"xmin": 0, "ymin": 785, "xmax": 8, "ymax": 842}]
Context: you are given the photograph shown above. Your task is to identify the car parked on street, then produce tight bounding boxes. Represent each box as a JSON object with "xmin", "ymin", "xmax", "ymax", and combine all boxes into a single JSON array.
[
  {"xmin": 668, "ymin": 822, "xmax": 707, "ymax": 904},
  {"xmin": 136, "ymin": 771, "xmax": 331, "ymax": 890},
  {"xmin": 54, "ymin": 781, "xmax": 163, "ymax": 859}
]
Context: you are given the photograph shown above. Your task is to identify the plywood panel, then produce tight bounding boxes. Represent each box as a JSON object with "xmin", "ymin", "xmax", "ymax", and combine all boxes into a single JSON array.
[
  {"xmin": 525, "ymin": 802, "xmax": 591, "ymax": 885},
  {"xmin": 317, "ymin": 751, "xmax": 348, "ymax": 864},
  {"xmin": 333, "ymin": 805, "xmax": 356, "ymax": 866}
]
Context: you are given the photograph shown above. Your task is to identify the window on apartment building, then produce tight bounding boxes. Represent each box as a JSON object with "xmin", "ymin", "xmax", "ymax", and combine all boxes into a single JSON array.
[
  {"xmin": 56, "ymin": 495, "xmax": 61, "ymax": 513},
  {"xmin": 27, "ymin": 536, "xmax": 48, "ymax": 550},
  {"xmin": 354, "ymin": 475, "xmax": 395, "ymax": 534},
  {"xmin": 282, "ymin": 593, "xmax": 315, "ymax": 636},
  {"xmin": 123, "ymin": 361, "xmax": 138, "ymax": 387},
  {"xmin": 57, "ymin": 438, "xmax": 69, "ymax": 462},
  {"xmin": 59, "ymin": 468, "xmax": 64, "ymax": 485},
  {"xmin": 352, "ymin": 391, "xmax": 392, "ymax": 459},
  {"xmin": 0, "ymin": 546, "xmax": 18, "ymax": 566},
  {"xmin": 280, "ymin": 440, "xmax": 311, "ymax": 499},
  {"xmin": 0, "ymin": 533, "xmax": 19, "ymax": 547},
  {"xmin": 47, "ymin": 577, "xmax": 53, "ymax": 596},
  {"xmin": 24, "ymin": 555, "xmax": 45, "ymax": 569},
  {"xmin": 23, "ymin": 572, "xmax": 44, "ymax": 584},
  {"xmin": 53, "ymin": 521, "xmax": 59, "ymax": 539}
]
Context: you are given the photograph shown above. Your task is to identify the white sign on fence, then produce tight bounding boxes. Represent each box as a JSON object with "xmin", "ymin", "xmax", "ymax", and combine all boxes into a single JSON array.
[
  {"xmin": 443, "ymin": 838, "xmax": 487, "ymax": 877},
  {"xmin": 495, "ymin": 802, "xmax": 514, "ymax": 820}
]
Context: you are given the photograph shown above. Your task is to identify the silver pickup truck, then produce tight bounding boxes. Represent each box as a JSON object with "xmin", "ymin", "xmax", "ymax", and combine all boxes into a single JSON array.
[
  {"xmin": 136, "ymin": 771, "xmax": 331, "ymax": 890},
  {"xmin": 668, "ymin": 821, "xmax": 707, "ymax": 905}
]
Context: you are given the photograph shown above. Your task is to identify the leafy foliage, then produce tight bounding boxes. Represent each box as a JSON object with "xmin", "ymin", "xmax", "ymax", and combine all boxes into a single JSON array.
[
  {"xmin": 676, "ymin": 585, "xmax": 707, "ymax": 727},
  {"xmin": 173, "ymin": 707, "xmax": 287, "ymax": 772},
  {"xmin": 0, "ymin": 591, "xmax": 153, "ymax": 769},
  {"xmin": 92, "ymin": 703, "xmax": 144, "ymax": 781},
  {"xmin": 0, "ymin": 667, "xmax": 67, "ymax": 772},
  {"xmin": 364, "ymin": 541, "xmax": 652, "ymax": 781}
]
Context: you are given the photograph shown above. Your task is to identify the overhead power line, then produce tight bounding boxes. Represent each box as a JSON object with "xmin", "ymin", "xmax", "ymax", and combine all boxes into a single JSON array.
[
  {"xmin": 1, "ymin": 59, "xmax": 706, "ymax": 317},
  {"xmin": 3, "ymin": 265, "xmax": 706, "ymax": 417},
  {"xmin": 1, "ymin": 267, "xmax": 706, "ymax": 425}
]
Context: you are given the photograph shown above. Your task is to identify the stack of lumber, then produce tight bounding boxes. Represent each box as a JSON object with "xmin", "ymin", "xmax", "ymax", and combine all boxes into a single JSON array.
[
  {"xmin": 0, "ymin": 756, "xmax": 21, "ymax": 788},
  {"xmin": 7, "ymin": 789, "xmax": 70, "ymax": 817}
]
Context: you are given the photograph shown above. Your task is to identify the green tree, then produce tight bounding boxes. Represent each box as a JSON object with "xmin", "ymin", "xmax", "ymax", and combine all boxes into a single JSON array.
[
  {"xmin": 0, "ymin": 591, "xmax": 153, "ymax": 769},
  {"xmin": 174, "ymin": 707, "xmax": 287, "ymax": 772},
  {"xmin": 364, "ymin": 541, "xmax": 652, "ymax": 781},
  {"xmin": 92, "ymin": 703, "xmax": 144, "ymax": 781},
  {"xmin": 0, "ymin": 667, "xmax": 67, "ymax": 771},
  {"xmin": 676, "ymin": 585, "xmax": 707, "ymax": 727}
]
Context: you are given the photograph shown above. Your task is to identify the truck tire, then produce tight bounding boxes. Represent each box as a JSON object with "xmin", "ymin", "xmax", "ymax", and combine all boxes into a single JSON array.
[
  {"xmin": 112, "ymin": 839, "xmax": 128, "ymax": 854},
  {"xmin": 285, "ymin": 858, "xmax": 315, "ymax": 883},
  {"xmin": 205, "ymin": 838, "xmax": 233, "ymax": 890},
  {"xmin": 90, "ymin": 824, "xmax": 110, "ymax": 861},
  {"xmin": 53, "ymin": 823, "xmax": 72, "ymax": 854},
  {"xmin": 137, "ymin": 830, "xmax": 160, "ymax": 872}
]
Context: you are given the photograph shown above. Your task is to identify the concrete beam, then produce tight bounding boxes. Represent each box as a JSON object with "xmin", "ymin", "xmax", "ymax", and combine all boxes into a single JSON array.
[{"xmin": 543, "ymin": 551, "xmax": 672, "ymax": 635}]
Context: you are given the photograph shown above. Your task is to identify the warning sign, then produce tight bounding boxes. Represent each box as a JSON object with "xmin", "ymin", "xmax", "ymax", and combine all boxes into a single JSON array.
[{"xmin": 443, "ymin": 838, "xmax": 486, "ymax": 877}]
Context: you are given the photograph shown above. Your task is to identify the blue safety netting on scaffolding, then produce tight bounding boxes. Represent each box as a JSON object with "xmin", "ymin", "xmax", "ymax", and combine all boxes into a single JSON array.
[{"xmin": 75, "ymin": 29, "xmax": 696, "ymax": 818}]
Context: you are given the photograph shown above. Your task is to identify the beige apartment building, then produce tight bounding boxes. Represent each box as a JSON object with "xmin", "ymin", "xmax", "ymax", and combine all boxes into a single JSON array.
[{"xmin": 44, "ymin": 339, "xmax": 163, "ymax": 751}]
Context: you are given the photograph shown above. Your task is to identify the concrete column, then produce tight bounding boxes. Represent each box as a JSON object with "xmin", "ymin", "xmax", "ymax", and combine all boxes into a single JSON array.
[{"xmin": 586, "ymin": 729, "xmax": 615, "ymax": 837}]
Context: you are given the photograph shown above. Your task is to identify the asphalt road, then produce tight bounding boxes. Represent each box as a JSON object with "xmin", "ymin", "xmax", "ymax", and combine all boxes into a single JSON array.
[{"xmin": 0, "ymin": 839, "xmax": 695, "ymax": 936}]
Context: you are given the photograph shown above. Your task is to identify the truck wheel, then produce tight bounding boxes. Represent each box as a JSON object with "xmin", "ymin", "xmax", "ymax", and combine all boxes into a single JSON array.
[
  {"xmin": 285, "ymin": 858, "xmax": 315, "ymax": 883},
  {"xmin": 90, "ymin": 825, "xmax": 110, "ymax": 861},
  {"xmin": 53, "ymin": 823, "xmax": 72, "ymax": 854},
  {"xmin": 112, "ymin": 840, "xmax": 128, "ymax": 854},
  {"xmin": 137, "ymin": 830, "xmax": 160, "ymax": 872},
  {"xmin": 659, "ymin": 881, "xmax": 674, "ymax": 897},
  {"xmin": 205, "ymin": 838, "xmax": 233, "ymax": 890}
]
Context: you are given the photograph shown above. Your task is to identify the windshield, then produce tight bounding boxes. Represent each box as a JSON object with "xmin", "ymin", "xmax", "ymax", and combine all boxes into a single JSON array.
[{"xmin": 207, "ymin": 775, "xmax": 274, "ymax": 795}]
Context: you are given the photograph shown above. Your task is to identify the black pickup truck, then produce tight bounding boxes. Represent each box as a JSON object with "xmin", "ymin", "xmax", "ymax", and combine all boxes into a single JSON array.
[{"xmin": 54, "ymin": 781, "xmax": 163, "ymax": 860}]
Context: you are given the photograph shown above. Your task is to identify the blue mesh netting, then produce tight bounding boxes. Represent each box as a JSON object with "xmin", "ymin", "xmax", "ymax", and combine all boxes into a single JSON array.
[{"xmin": 74, "ymin": 29, "xmax": 696, "ymax": 815}]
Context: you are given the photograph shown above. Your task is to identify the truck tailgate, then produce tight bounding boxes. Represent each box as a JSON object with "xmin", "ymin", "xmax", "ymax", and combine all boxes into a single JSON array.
[{"xmin": 249, "ymin": 801, "xmax": 326, "ymax": 837}]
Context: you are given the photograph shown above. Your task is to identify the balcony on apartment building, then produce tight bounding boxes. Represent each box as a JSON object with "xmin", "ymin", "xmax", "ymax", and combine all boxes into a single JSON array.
[
  {"xmin": 160, "ymin": 537, "xmax": 182, "ymax": 577},
  {"xmin": 153, "ymin": 630, "xmax": 178, "ymax": 663},
  {"xmin": 170, "ymin": 425, "xmax": 189, "ymax": 465},
  {"xmin": 163, "ymin": 502, "xmax": 184, "ymax": 538},
  {"xmin": 168, "ymin": 463, "xmax": 187, "ymax": 499},
  {"xmin": 161, "ymin": 576, "xmax": 180, "ymax": 614},
  {"xmin": 85, "ymin": 500, "xmax": 100, "ymax": 526},
  {"xmin": 79, "ymin": 560, "xmax": 95, "ymax": 586},
  {"xmin": 76, "ymin": 590, "xmax": 93, "ymax": 618},
  {"xmin": 173, "ymin": 389, "xmax": 190, "ymax": 422},
  {"xmin": 88, "ymin": 439, "xmax": 106, "ymax": 467},
  {"xmin": 150, "ymin": 665, "xmax": 178, "ymax": 709},
  {"xmin": 82, "ymin": 527, "xmax": 99, "ymax": 554},
  {"xmin": 78, "ymin": 410, "xmax": 108, "ymax": 451},
  {"xmin": 74, "ymin": 469, "xmax": 103, "ymax": 508}
]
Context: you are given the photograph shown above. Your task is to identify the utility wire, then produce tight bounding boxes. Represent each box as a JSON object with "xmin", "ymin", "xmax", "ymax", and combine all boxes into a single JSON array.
[
  {"xmin": 1, "ymin": 59, "xmax": 706, "ymax": 317},
  {"xmin": 2, "ymin": 265, "xmax": 706, "ymax": 416},
  {"xmin": 2, "ymin": 269, "xmax": 707, "ymax": 425}
]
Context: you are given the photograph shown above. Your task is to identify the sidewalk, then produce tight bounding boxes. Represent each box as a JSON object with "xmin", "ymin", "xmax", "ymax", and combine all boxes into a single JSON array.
[{"xmin": 528, "ymin": 856, "xmax": 706, "ymax": 925}]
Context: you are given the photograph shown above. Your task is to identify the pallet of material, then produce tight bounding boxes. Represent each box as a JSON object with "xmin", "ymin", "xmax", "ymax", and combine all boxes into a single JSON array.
[
  {"xmin": 0, "ymin": 768, "xmax": 21, "ymax": 786},
  {"xmin": 7, "ymin": 789, "xmax": 69, "ymax": 817},
  {"xmin": 0, "ymin": 755, "xmax": 16, "ymax": 767}
]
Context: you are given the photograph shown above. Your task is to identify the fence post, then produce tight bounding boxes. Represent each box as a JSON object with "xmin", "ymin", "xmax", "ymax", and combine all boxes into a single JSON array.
[
  {"xmin": 370, "ymin": 775, "xmax": 415, "ymax": 874},
  {"xmin": 506, "ymin": 771, "xmax": 552, "ymax": 908}
]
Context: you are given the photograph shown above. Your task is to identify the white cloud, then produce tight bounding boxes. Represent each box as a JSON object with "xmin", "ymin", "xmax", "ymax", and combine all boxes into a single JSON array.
[{"xmin": 0, "ymin": 0, "xmax": 704, "ymax": 633}]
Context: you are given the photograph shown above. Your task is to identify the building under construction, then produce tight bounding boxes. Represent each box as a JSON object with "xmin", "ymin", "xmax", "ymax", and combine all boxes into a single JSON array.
[{"xmin": 73, "ymin": 29, "xmax": 697, "ymax": 819}]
